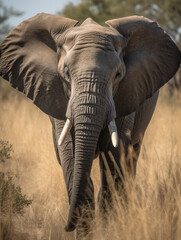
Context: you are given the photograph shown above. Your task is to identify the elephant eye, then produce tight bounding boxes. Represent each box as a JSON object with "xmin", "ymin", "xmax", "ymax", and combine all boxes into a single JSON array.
[
  {"xmin": 115, "ymin": 71, "xmax": 122, "ymax": 80},
  {"xmin": 64, "ymin": 66, "xmax": 71, "ymax": 82}
]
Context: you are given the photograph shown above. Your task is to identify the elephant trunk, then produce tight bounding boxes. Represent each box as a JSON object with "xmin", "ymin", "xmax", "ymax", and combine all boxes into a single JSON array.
[
  {"xmin": 65, "ymin": 122, "xmax": 100, "ymax": 231},
  {"xmin": 65, "ymin": 91, "xmax": 114, "ymax": 231}
]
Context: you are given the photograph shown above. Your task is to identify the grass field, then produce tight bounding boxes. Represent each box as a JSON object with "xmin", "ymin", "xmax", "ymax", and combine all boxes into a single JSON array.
[{"xmin": 1, "ymin": 87, "xmax": 181, "ymax": 240}]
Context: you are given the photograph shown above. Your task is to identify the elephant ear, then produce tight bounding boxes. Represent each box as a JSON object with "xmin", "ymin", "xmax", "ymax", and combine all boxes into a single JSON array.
[
  {"xmin": 106, "ymin": 16, "xmax": 181, "ymax": 117},
  {"xmin": 0, "ymin": 13, "xmax": 78, "ymax": 119}
]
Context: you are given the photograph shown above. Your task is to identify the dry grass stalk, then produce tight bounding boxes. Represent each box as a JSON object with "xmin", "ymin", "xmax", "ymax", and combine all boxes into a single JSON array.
[{"xmin": 1, "ymin": 89, "xmax": 181, "ymax": 239}]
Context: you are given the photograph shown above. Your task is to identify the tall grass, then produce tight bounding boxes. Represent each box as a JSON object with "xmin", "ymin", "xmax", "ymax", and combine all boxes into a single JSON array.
[{"xmin": 0, "ymin": 88, "xmax": 181, "ymax": 240}]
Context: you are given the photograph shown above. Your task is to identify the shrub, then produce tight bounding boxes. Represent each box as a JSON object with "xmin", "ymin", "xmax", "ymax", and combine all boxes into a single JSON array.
[
  {"xmin": 0, "ymin": 172, "xmax": 32, "ymax": 214},
  {"xmin": 0, "ymin": 140, "xmax": 32, "ymax": 240}
]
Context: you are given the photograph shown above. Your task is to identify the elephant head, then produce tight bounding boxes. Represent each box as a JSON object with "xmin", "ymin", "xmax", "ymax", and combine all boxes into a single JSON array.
[{"xmin": 0, "ymin": 13, "xmax": 180, "ymax": 231}]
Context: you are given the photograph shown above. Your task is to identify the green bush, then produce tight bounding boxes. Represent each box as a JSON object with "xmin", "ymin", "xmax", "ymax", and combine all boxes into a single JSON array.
[
  {"xmin": 0, "ymin": 140, "xmax": 13, "ymax": 163},
  {"xmin": 0, "ymin": 172, "xmax": 32, "ymax": 214},
  {"xmin": 0, "ymin": 140, "xmax": 32, "ymax": 239},
  {"xmin": 0, "ymin": 140, "xmax": 32, "ymax": 214}
]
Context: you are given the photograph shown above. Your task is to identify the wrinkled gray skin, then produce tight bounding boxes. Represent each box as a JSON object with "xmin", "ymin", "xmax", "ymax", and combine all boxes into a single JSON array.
[{"xmin": 0, "ymin": 14, "xmax": 180, "ymax": 240}]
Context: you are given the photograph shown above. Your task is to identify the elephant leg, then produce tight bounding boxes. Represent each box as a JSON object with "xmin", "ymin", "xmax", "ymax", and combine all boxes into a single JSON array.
[
  {"xmin": 98, "ymin": 145, "xmax": 122, "ymax": 212},
  {"xmin": 130, "ymin": 91, "xmax": 159, "ymax": 175},
  {"xmin": 98, "ymin": 140, "xmax": 139, "ymax": 223},
  {"xmin": 98, "ymin": 116, "xmax": 136, "ymax": 213},
  {"xmin": 50, "ymin": 117, "xmax": 75, "ymax": 204}
]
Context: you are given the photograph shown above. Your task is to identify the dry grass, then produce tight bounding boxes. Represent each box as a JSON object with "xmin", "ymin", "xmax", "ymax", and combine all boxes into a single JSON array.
[{"xmin": 1, "ymin": 87, "xmax": 181, "ymax": 240}]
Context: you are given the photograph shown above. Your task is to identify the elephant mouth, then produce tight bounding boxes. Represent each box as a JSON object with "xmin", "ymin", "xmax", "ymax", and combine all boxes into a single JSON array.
[{"xmin": 58, "ymin": 118, "xmax": 119, "ymax": 148}]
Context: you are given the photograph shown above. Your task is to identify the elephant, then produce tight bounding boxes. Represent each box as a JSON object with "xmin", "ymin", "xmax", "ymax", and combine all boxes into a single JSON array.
[{"xmin": 0, "ymin": 13, "xmax": 180, "ymax": 239}]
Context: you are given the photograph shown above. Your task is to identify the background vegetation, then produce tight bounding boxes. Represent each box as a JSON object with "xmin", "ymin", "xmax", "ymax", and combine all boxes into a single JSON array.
[
  {"xmin": 0, "ymin": 0, "xmax": 23, "ymax": 41},
  {"xmin": 60, "ymin": 0, "xmax": 181, "ymax": 45}
]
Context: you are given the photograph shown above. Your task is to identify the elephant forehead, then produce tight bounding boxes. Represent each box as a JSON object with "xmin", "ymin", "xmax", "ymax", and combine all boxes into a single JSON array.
[
  {"xmin": 65, "ymin": 26, "xmax": 125, "ymax": 50},
  {"xmin": 76, "ymin": 31, "xmax": 112, "ymax": 46},
  {"xmin": 78, "ymin": 25, "xmax": 119, "ymax": 36}
]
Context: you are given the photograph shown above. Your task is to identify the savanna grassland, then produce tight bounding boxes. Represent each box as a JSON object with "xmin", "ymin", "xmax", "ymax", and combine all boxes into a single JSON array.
[{"xmin": 1, "ymin": 83, "xmax": 181, "ymax": 240}]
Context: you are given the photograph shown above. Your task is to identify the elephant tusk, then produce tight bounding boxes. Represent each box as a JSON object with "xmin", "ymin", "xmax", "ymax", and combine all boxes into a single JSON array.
[
  {"xmin": 58, "ymin": 119, "xmax": 72, "ymax": 146},
  {"xmin": 108, "ymin": 119, "xmax": 119, "ymax": 148}
]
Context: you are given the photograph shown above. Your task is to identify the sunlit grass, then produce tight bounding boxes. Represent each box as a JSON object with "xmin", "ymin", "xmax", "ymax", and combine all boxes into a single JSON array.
[{"xmin": 1, "ymin": 87, "xmax": 181, "ymax": 239}]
